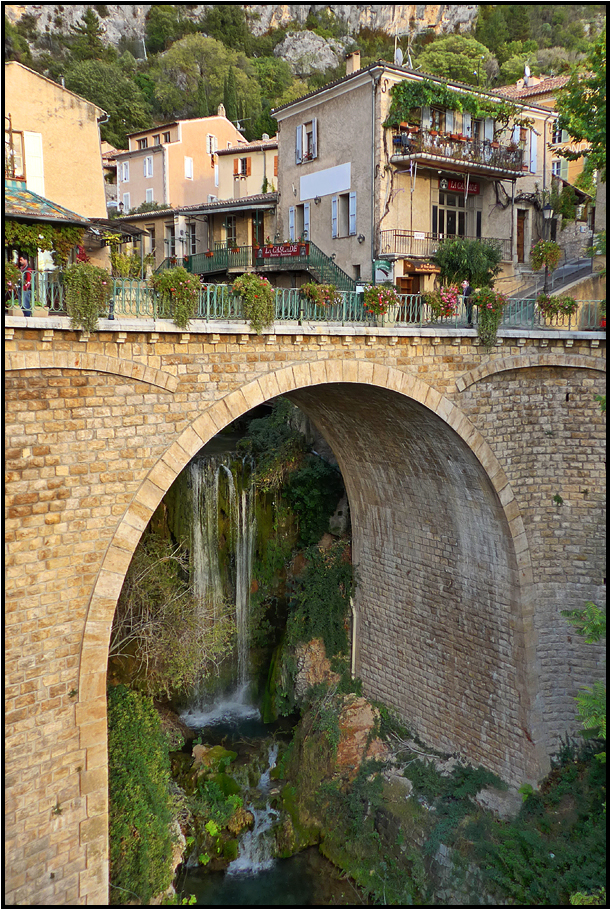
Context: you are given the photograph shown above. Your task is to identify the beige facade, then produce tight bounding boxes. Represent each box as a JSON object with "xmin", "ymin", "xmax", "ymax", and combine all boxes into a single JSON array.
[
  {"xmin": 115, "ymin": 115, "xmax": 247, "ymax": 213},
  {"xmin": 4, "ymin": 61, "xmax": 108, "ymax": 219},
  {"xmin": 216, "ymin": 138, "xmax": 279, "ymax": 202},
  {"xmin": 274, "ymin": 63, "xmax": 558, "ymax": 291}
]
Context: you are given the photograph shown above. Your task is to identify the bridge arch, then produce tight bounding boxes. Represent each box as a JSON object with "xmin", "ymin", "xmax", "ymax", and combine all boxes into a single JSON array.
[
  {"xmin": 79, "ymin": 358, "xmax": 543, "ymax": 790},
  {"xmin": 456, "ymin": 350, "xmax": 606, "ymax": 391}
]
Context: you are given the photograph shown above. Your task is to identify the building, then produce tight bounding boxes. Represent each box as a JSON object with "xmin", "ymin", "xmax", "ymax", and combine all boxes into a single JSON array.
[
  {"xmin": 216, "ymin": 136, "xmax": 279, "ymax": 205},
  {"xmin": 272, "ymin": 53, "xmax": 563, "ymax": 293},
  {"xmin": 114, "ymin": 109, "xmax": 247, "ymax": 213},
  {"xmin": 4, "ymin": 61, "xmax": 108, "ymax": 221}
]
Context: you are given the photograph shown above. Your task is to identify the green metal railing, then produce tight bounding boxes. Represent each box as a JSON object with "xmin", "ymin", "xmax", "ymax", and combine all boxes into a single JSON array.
[{"xmin": 5, "ymin": 272, "xmax": 605, "ymax": 331}]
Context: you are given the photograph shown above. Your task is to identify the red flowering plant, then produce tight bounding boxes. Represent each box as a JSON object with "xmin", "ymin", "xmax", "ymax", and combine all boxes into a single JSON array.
[
  {"xmin": 363, "ymin": 284, "xmax": 401, "ymax": 316},
  {"xmin": 151, "ymin": 266, "xmax": 201, "ymax": 328},
  {"xmin": 470, "ymin": 286, "xmax": 507, "ymax": 347},
  {"xmin": 232, "ymin": 272, "xmax": 275, "ymax": 333},
  {"xmin": 423, "ymin": 284, "xmax": 460, "ymax": 321},
  {"xmin": 300, "ymin": 282, "xmax": 342, "ymax": 308}
]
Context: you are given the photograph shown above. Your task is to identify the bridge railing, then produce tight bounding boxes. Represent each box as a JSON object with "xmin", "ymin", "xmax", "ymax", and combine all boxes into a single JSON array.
[{"xmin": 5, "ymin": 273, "xmax": 605, "ymax": 331}]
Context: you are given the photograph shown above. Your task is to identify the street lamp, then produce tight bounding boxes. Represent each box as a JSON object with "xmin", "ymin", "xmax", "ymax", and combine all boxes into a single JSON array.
[{"xmin": 542, "ymin": 202, "xmax": 553, "ymax": 293}]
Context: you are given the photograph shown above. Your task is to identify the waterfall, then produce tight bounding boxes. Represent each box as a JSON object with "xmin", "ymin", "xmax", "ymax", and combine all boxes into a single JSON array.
[
  {"xmin": 189, "ymin": 453, "xmax": 257, "ymax": 688},
  {"xmin": 228, "ymin": 743, "xmax": 280, "ymax": 875}
]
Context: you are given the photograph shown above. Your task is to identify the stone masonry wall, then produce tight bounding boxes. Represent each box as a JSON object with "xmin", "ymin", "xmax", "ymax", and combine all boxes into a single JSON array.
[{"xmin": 4, "ymin": 320, "xmax": 606, "ymax": 905}]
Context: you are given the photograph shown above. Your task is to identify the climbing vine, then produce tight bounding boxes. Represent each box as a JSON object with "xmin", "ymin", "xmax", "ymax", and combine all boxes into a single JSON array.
[
  {"xmin": 4, "ymin": 220, "xmax": 85, "ymax": 265},
  {"xmin": 63, "ymin": 261, "xmax": 113, "ymax": 332}
]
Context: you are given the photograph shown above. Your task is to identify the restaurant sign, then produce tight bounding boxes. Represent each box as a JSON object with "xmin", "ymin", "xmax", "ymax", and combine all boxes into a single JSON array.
[
  {"xmin": 256, "ymin": 243, "xmax": 309, "ymax": 259},
  {"xmin": 439, "ymin": 178, "xmax": 480, "ymax": 195}
]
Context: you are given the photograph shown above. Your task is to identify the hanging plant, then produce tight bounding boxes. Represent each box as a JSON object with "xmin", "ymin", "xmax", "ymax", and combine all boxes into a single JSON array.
[
  {"xmin": 363, "ymin": 284, "xmax": 401, "ymax": 316},
  {"xmin": 232, "ymin": 272, "xmax": 275, "ymax": 334},
  {"xmin": 300, "ymin": 282, "xmax": 341, "ymax": 308},
  {"xmin": 423, "ymin": 285, "xmax": 460, "ymax": 321},
  {"xmin": 536, "ymin": 293, "xmax": 578, "ymax": 318},
  {"xmin": 530, "ymin": 240, "xmax": 562, "ymax": 274},
  {"xmin": 150, "ymin": 266, "xmax": 201, "ymax": 329},
  {"xmin": 471, "ymin": 287, "xmax": 507, "ymax": 347},
  {"xmin": 63, "ymin": 261, "xmax": 113, "ymax": 333},
  {"xmin": 4, "ymin": 260, "xmax": 22, "ymax": 299}
]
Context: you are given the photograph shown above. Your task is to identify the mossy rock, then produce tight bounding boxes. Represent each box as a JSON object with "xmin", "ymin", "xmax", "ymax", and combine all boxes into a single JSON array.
[
  {"xmin": 222, "ymin": 838, "xmax": 240, "ymax": 862},
  {"xmin": 192, "ymin": 744, "xmax": 237, "ymax": 774},
  {"xmin": 277, "ymin": 784, "xmax": 321, "ymax": 856},
  {"xmin": 211, "ymin": 772, "xmax": 241, "ymax": 797}
]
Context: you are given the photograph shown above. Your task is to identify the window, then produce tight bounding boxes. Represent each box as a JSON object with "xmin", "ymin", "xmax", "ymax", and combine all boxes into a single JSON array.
[
  {"xmin": 137, "ymin": 138, "xmax": 148, "ymax": 150},
  {"xmin": 295, "ymin": 203, "xmax": 310, "ymax": 240},
  {"xmin": 431, "ymin": 108, "xmax": 445, "ymax": 132},
  {"xmin": 551, "ymin": 122, "xmax": 567, "ymax": 144},
  {"xmin": 186, "ymin": 223, "xmax": 197, "ymax": 254},
  {"xmin": 234, "ymin": 157, "xmax": 251, "ymax": 177},
  {"xmin": 143, "ymin": 156, "xmax": 153, "ymax": 178},
  {"xmin": 333, "ymin": 192, "xmax": 357, "ymax": 237},
  {"xmin": 146, "ymin": 188, "xmax": 154, "ymax": 203},
  {"xmin": 225, "ymin": 215, "xmax": 237, "ymax": 248},
  {"xmin": 153, "ymin": 134, "xmax": 161, "ymax": 146},
  {"xmin": 206, "ymin": 134, "xmax": 218, "ymax": 155},
  {"xmin": 146, "ymin": 225, "xmax": 156, "ymax": 255},
  {"xmin": 471, "ymin": 119, "xmax": 482, "ymax": 141},
  {"xmin": 120, "ymin": 161, "xmax": 130, "ymax": 183},
  {"xmin": 432, "ymin": 192, "xmax": 466, "ymax": 238},
  {"xmin": 163, "ymin": 131, "xmax": 171, "ymax": 143},
  {"xmin": 551, "ymin": 159, "xmax": 562, "ymax": 177},
  {"xmin": 122, "ymin": 192, "xmax": 130, "ymax": 213},
  {"xmin": 185, "ymin": 156, "xmax": 193, "ymax": 179},
  {"xmin": 295, "ymin": 118, "xmax": 317, "ymax": 164},
  {"xmin": 165, "ymin": 224, "xmax": 175, "ymax": 257},
  {"xmin": 5, "ymin": 128, "xmax": 25, "ymax": 179}
]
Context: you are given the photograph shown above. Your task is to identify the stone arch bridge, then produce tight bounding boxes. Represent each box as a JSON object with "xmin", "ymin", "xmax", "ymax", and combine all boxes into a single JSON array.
[{"xmin": 4, "ymin": 317, "xmax": 606, "ymax": 905}]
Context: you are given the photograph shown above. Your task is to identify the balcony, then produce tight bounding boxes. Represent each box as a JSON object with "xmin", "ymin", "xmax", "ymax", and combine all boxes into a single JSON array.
[
  {"xmin": 379, "ymin": 230, "xmax": 512, "ymax": 263},
  {"xmin": 390, "ymin": 129, "xmax": 524, "ymax": 178}
]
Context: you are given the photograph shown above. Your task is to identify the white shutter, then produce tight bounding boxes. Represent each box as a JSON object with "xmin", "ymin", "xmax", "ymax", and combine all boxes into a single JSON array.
[
  {"xmin": 349, "ymin": 192, "xmax": 356, "ymax": 235},
  {"xmin": 146, "ymin": 188, "xmax": 153, "ymax": 203},
  {"xmin": 512, "ymin": 125, "xmax": 520, "ymax": 144},
  {"xmin": 462, "ymin": 111, "xmax": 471, "ymax": 137},
  {"xmin": 295, "ymin": 126, "xmax": 302, "ymax": 164},
  {"xmin": 484, "ymin": 119, "xmax": 494, "ymax": 141},
  {"xmin": 560, "ymin": 158, "xmax": 569, "ymax": 180},
  {"xmin": 446, "ymin": 110, "xmax": 454, "ymax": 133},
  {"xmin": 303, "ymin": 202, "xmax": 310, "ymax": 240},
  {"xmin": 331, "ymin": 196, "xmax": 338, "ymax": 238},
  {"xmin": 421, "ymin": 106, "xmax": 431, "ymax": 129},
  {"xmin": 185, "ymin": 156, "xmax": 193, "ymax": 179},
  {"xmin": 529, "ymin": 130, "xmax": 538, "ymax": 173},
  {"xmin": 122, "ymin": 193, "xmax": 130, "ymax": 212},
  {"xmin": 289, "ymin": 206, "xmax": 295, "ymax": 241},
  {"xmin": 23, "ymin": 131, "xmax": 45, "ymax": 196},
  {"xmin": 311, "ymin": 118, "xmax": 317, "ymax": 158}
]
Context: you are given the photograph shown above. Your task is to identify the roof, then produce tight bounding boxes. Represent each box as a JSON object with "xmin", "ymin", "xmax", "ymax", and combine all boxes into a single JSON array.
[
  {"xmin": 4, "ymin": 179, "xmax": 90, "ymax": 226},
  {"xmin": 87, "ymin": 218, "xmax": 148, "ymax": 238},
  {"xmin": 272, "ymin": 60, "xmax": 555, "ymax": 117},
  {"xmin": 496, "ymin": 75, "xmax": 570, "ymax": 101},
  {"xmin": 4, "ymin": 61, "xmax": 107, "ymax": 119},
  {"xmin": 217, "ymin": 139, "xmax": 278, "ymax": 156},
  {"xmin": 115, "ymin": 192, "xmax": 279, "ymax": 222},
  {"xmin": 125, "ymin": 116, "xmax": 249, "ymax": 140}
]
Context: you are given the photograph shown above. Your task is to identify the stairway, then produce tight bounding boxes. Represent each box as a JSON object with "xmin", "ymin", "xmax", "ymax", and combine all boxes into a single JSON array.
[{"xmin": 305, "ymin": 241, "xmax": 356, "ymax": 291}]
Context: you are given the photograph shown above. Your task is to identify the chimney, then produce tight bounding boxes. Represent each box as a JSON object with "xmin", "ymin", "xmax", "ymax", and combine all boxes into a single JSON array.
[{"xmin": 346, "ymin": 50, "xmax": 361, "ymax": 75}]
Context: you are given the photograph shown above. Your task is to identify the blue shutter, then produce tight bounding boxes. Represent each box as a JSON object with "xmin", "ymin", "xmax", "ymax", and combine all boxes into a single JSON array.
[
  {"xmin": 295, "ymin": 126, "xmax": 302, "ymax": 164},
  {"xmin": 311, "ymin": 118, "xmax": 317, "ymax": 159},
  {"xmin": 349, "ymin": 192, "xmax": 356, "ymax": 235},
  {"xmin": 303, "ymin": 202, "xmax": 310, "ymax": 240},
  {"xmin": 331, "ymin": 196, "xmax": 338, "ymax": 238},
  {"xmin": 289, "ymin": 206, "xmax": 295, "ymax": 241},
  {"xmin": 529, "ymin": 130, "xmax": 538, "ymax": 173},
  {"xmin": 484, "ymin": 119, "xmax": 494, "ymax": 142}
]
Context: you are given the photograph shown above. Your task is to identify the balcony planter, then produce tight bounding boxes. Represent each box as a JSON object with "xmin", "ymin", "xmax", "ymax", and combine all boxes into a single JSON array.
[
  {"xmin": 490, "ymin": 142, "xmax": 500, "ymax": 149},
  {"xmin": 231, "ymin": 248, "xmax": 240, "ymax": 254},
  {"xmin": 429, "ymin": 130, "xmax": 438, "ymax": 137},
  {"xmin": 205, "ymin": 251, "xmax": 214, "ymax": 258}
]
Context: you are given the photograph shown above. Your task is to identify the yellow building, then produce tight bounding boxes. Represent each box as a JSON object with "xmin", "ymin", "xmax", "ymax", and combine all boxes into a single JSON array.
[
  {"xmin": 216, "ymin": 136, "xmax": 279, "ymax": 206},
  {"xmin": 4, "ymin": 61, "xmax": 108, "ymax": 219}
]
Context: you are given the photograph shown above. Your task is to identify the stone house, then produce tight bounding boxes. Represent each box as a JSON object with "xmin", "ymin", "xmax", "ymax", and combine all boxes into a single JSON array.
[
  {"xmin": 272, "ymin": 52, "xmax": 563, "ymax": 294},
  {"xmin": 114, "ymin": 111, "xmax": 247, "ymax": 213}
]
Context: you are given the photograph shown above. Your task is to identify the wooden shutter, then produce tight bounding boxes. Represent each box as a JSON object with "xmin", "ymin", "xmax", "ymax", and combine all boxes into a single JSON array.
[
  {"xmin": 289, "ymin": 206, "xmax": 295, "ymax": 241},
  {"xmin": 331, "ymin": 196, "xmax": 338, "ymax": 239},
  {"xmin": 421, "ymin": 106, "xmax": 431, "ymax": 129},
  {"xmin": 462, "ymin": 111, "xmax": 471, "ymax": 137},
  {"xmin": 446, "ymin": 110, "xmax": 454, "ymax": 133},
  {"xmin": 349, "ymin": 192, "xmax": 356, "ymax": 235},
  {"xmin": 311, "ymin": 118, "xmax": 317, "ymax": 158},
  {"xmin": 560, "ymin": 159, "xmax": 569, "ymax": 180},
  {"xmin": 484, "ymin": 119, "xmax": 494, "ymax": 142},
  {"xmin": 529, "ymin": 130, "xmax": 538, "ymax": 173},
  {"xmin": 273, "ymin": 155, "xmax": 278, "ymax": 177},
  {"xmin": 234, "ymin": 158, "xmax": 239, "ymax": 175},
  {"xmin": 246, "ymin": 157, "xmax": 252, "ymax": 176},
  {"xmin": 296, "ymin": 126, "xmax": 302, "ymax": 164},
  {"xmin": 303, "ymin": 202, "xmax": 310, "ymax": 240}
]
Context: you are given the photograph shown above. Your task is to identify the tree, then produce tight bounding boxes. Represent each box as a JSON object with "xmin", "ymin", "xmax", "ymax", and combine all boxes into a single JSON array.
[
  {"xmin": 69, "ymin": 8, "xmax": 111, "ymax": 62},
  {"xmin": 224, "ymin": 67, "xmax": 238, "ymax": 125},
  {"xmin": 416, "ymin": 35, "xmax": 495, "ymax": 86},
  {"xmin": 64, "ymin": 60, "xmax": 152, "ymax": 148},
  {"xmin": 432, "ymin": 237, "xmax": 503, "ymax": 287},
  {"xmin": 555, "ymin": 31, "xmax": 606, "ymax": 181}
]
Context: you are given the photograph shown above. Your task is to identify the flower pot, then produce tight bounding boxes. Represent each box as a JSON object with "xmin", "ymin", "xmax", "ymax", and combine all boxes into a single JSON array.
[{"xmin": 33, "ymin": 306, "xmax": 49, "ymax": 317}]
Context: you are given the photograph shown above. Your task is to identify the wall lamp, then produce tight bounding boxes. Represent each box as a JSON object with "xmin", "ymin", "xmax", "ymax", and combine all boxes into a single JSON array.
[
  {"xmin": 330, "ymin": 253, "xmax": 336, "ymax": 261},
  {"xmin": 314, "ymin": 196, "xmax": 321, "ymax": 205},
  {"xmin": 357, "ymin": 233, "xmax": 366, "ymax": 244}
]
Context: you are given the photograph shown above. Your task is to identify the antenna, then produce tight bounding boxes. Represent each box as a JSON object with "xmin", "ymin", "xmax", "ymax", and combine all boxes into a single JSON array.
[{"xmin": 394, "ymin": 46, "xmax": 404, "ymax": 66}]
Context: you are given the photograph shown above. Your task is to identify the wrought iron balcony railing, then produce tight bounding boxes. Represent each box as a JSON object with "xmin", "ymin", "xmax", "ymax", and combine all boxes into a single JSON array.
[
  {"xmin": 379, "ymin": 230, "xmax": 512, "ymax": 262},
  {"xmin": 391, "ymin": 129, "xmax": 524, "ymax": 174}
]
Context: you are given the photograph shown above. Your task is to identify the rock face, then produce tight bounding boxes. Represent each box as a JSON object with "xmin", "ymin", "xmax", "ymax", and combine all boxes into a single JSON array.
[
  {"xmin": 273, "ymin": 31, "xmax": 349, "ymax": 76},
  {"xmin": 294, "ymin": 637, "xmax": 340, "ymax": 700},
  {"xmin": 336, "ymin": 694, "xmax": 390, "ymax": 779}
]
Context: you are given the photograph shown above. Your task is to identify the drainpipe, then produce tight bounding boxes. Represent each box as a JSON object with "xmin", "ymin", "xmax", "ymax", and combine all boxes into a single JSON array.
[
  {"xmin": 350, "ymin": 596, "xmax": 357, "ymax": 679},
  {"xmin": 370, "ymin": 71, "xmax": 382, "ymax": 280}
]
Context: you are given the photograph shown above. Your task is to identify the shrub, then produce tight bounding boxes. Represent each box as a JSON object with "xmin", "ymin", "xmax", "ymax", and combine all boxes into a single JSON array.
[
  {"xmin": 432, "ymin": 237, "xmax": 502, "ymax": 287},
  {"xmin": 108, "ymin": 685, "xmax": 175, "ymax": 905},
  {"xmin": 4, "ymin": 260, "xmax": 21, "ymax": 299},
  {"xmin": 232, "ymin": 272, "xmax": 275, "ymax": 333},
  {"xmin": 63, "ymin": 261, "xmax": 113, "ymax": 332},
  {"xmin": 285, "ymin": 455, "xmax": 344, "ymax": 546},
  {"xmin": 151, "ymin": 266, "xmax": 201, "ymax": 328}
]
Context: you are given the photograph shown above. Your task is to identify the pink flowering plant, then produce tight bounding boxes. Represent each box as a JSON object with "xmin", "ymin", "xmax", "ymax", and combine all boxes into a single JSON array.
[
  {"xmin": 424, "ymin": 284, "xmax": 460, "ymax": 321},
  {"xmin": 536, "ymin": 293, "xmax": 578, "ymax": 318},
  {"xmin": 471, "ymin": 286, "xmax": 507, "ymax": 347},
  {"xmin": 63, "ymin": 261, "xmax": 113, "ymax": 332},
  {"xmin": 363, "ymin": 284, "xmax": 401, "ymax": 316},
  {"xmin": 232, "ymin": 272, "xmax": 275, "ymax": 333},
  {"xmin": 151, "ymin": 266, "xmax": 201, "ymax": 328}
]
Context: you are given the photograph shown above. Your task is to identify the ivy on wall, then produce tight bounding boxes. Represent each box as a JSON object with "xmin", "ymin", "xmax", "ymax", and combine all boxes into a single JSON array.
[
  {"xmin": 383, "ymin": 78, "xmax": 534, "ymax": 136},
  {"xmin": 4, "ymin": 220, "xmax": 85, "ymax": 266}
]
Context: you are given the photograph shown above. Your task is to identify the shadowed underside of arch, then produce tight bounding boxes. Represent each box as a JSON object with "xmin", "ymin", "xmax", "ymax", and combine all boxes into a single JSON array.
[{"xmin": 79, "ymin": 358, "xmax": 543, "ymax": 784}]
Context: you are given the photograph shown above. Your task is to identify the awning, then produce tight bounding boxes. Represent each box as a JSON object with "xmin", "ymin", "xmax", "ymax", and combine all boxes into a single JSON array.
[{"xmin": 4, "ymin": 179, "xmax": 90, "ymax": 226}]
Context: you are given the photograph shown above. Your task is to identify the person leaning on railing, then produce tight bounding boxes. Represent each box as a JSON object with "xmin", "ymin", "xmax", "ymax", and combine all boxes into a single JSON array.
[
  {"xmin": 462, "ymin": 279, "xmax": 473, "ymax": 327},
  {"xmin": 18, "ymin": 254, "xmax": 32, "ymax": 317}
]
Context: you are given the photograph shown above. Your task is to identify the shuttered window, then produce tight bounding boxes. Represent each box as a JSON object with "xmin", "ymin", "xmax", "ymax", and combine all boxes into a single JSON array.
[
  {"xmin": 331, "ymin": 196, "xmax": 338, "ymax": 238},
  {"xmin": 349, "ymin": 192, "xmax": 356, "ymax": 235},
  {"xmin": 289, "ymin": 206, "xmax": 295, "ymax": 241},
  {"xmin": 303, "ymin": 202, "xmax": 310, "ymax": 240}
]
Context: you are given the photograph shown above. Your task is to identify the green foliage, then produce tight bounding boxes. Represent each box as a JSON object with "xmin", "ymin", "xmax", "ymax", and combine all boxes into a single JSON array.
[
  {"xmin": 199, "ymin": 6, "xmax": 253, "ymax": 53},
  {"xmin": 108, "ymin": 685, "xmax": 175, "ymax": 905},
  {"xmin": 110, "ymin": 532, "xmax": 236, "ymax": 699},
  {"xmin": 237, "ymin": 398, "xmax": 306, "ymax": 491},
  {"xmin": 151, "ymin": 266, "xmax": 201, "ymax": 329},
  {"xmin": 285, "ymin": 457, "xmax": 344, "ymax": 546},
  {"xmin": 145, "ymin": 6, "xmax": 191, "ymax": 55},
  {"xmin": 415, "ymin": 35, "xmax": 494, "ymax": 86},
  {"xmin": 4, "ymin": 221, "xmax": 84, "ymax": 265},
  {"xmin": 4, "ymin": 260, "xmax": 22, "ymax": 297},
  {"xmin": 63, "ymin": 261, "xmax": 112, "ymax": 332},
  {"xmin": 562, "ymin": 604, "xmax": 606, "ymax": 760},
  {"xmin": 110, "ymin": 249, "xmax": 155, "ymax": 278},
  {"xmin": 4, "ymin": 14, "xmax": 33, "ymax": 63},
  {"xmin": 300, "ymin": 282, "xmax": 342, "ymax": 308},
  {"xmin": 536, "ymin": 293, "xmax": 579, "ymax": 317},
  {"xmin": 471, "ymin": 287, "xmax": 507, "ymax": 347},
  {"xmin": 531, "ymin": 239, "xmax": 562, "ymax": 272},
  {"xmin": 64, "ymin": 59, "xmax": 152, "ymax": 148},
  {"xmin": 432, "ymin": 237, "xmax": 503, "ymax": 287},
  {"xmin": 232, "ymin": 272, "xmax": 275, "ymax": 333},
  {"xmin": 69, "ymin": 8, "xmax": 112, "ymax": 62},
  {"xmin": 556, "ymin": 31, "xmax": 607, "ymax": 181}
]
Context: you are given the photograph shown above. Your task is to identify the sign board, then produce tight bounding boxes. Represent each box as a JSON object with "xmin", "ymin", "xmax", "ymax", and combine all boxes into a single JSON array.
[
  {"xmin": 439, "ymin": 178, "xmax": 480, "ymax": 195},
  {"xmin": 256, "ymin": 243, "xmax": 308, "ymax": 259},
  {"xmin": 374, "ymin": 259, "xmax": 393, "ymax": 283}
]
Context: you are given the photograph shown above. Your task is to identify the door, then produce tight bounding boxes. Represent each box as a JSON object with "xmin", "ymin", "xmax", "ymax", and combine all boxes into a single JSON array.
[{"xmin": 517, "ymin": 210, "xmax": 526, "ymax": 263}]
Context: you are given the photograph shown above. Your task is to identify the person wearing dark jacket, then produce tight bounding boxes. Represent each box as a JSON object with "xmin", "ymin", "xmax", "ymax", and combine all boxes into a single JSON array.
[
  {"xmin": 18, "ymin": 254, "xmax": 32, "ymax": 317},
  {"xmin": 462, "ymin": 279, "xmax": 473, "ymax": 326}
]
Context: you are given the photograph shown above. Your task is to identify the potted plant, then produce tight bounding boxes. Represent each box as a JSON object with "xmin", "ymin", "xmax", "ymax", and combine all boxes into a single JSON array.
[
  {"xmin": 423, "ymin": 285, "xmax": 460, "ymax": 321},
  {"xmin": 232, "ymin": 272, "xmax": 275, "ymax": 334},
  {"xmin": 151, "ymin": 266, "xmax": 201, "ymax": 328},
  {"xmin": 300, "ymin": 282, "xmax": 341, "ymax": 308},
  {"xmin": 363, "ymin": 284, "xmax": 401, "ymax": 325},
  {"xmin": 205, "ymin": 250, "xmax": 214, "ymax": 258},
  {"xmin": 536, "ymin": 293, "xmax": 578, "ymax": 325},
  {"xmin": 531, "ymin": 239, "xmax": 562, "ymax": 273},
  {"xmin": 470, "ymin": 286, "xmax": 507, "ymax": 347},
  {"xmin": 4, "ymin": 260, "xmax": 22, "ymax": 314},
  {"xmin": 63, "ymin": 261, "xmax": 113, "ymax": 333}
]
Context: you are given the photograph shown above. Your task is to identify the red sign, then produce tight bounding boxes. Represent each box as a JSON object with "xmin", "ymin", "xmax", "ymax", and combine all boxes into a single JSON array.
[
  {"xmin": 257, "ymin": 243, "xmax": 309, "ymax": 259},
  {"xmin": 439, "ymin": 178, "xmax": 480, "ymax": 195}
]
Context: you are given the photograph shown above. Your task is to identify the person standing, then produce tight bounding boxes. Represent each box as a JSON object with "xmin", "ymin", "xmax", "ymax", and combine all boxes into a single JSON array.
[
  {"xmin": 462, "ymin": 279, "xmax": 473, "ymax": 327},
  {"xmin": 18, "ymin": 254, "xmax": 32, "ymax": 317}
]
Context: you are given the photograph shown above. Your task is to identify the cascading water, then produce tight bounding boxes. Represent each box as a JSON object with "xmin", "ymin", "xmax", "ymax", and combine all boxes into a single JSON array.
[
  {"xmin": 228, "ymin": 743, "xmax": 280, "ymax": 876},
  {"xmin": 185, "ymin": 453, "xmax": 257, "ymax": 721}
]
